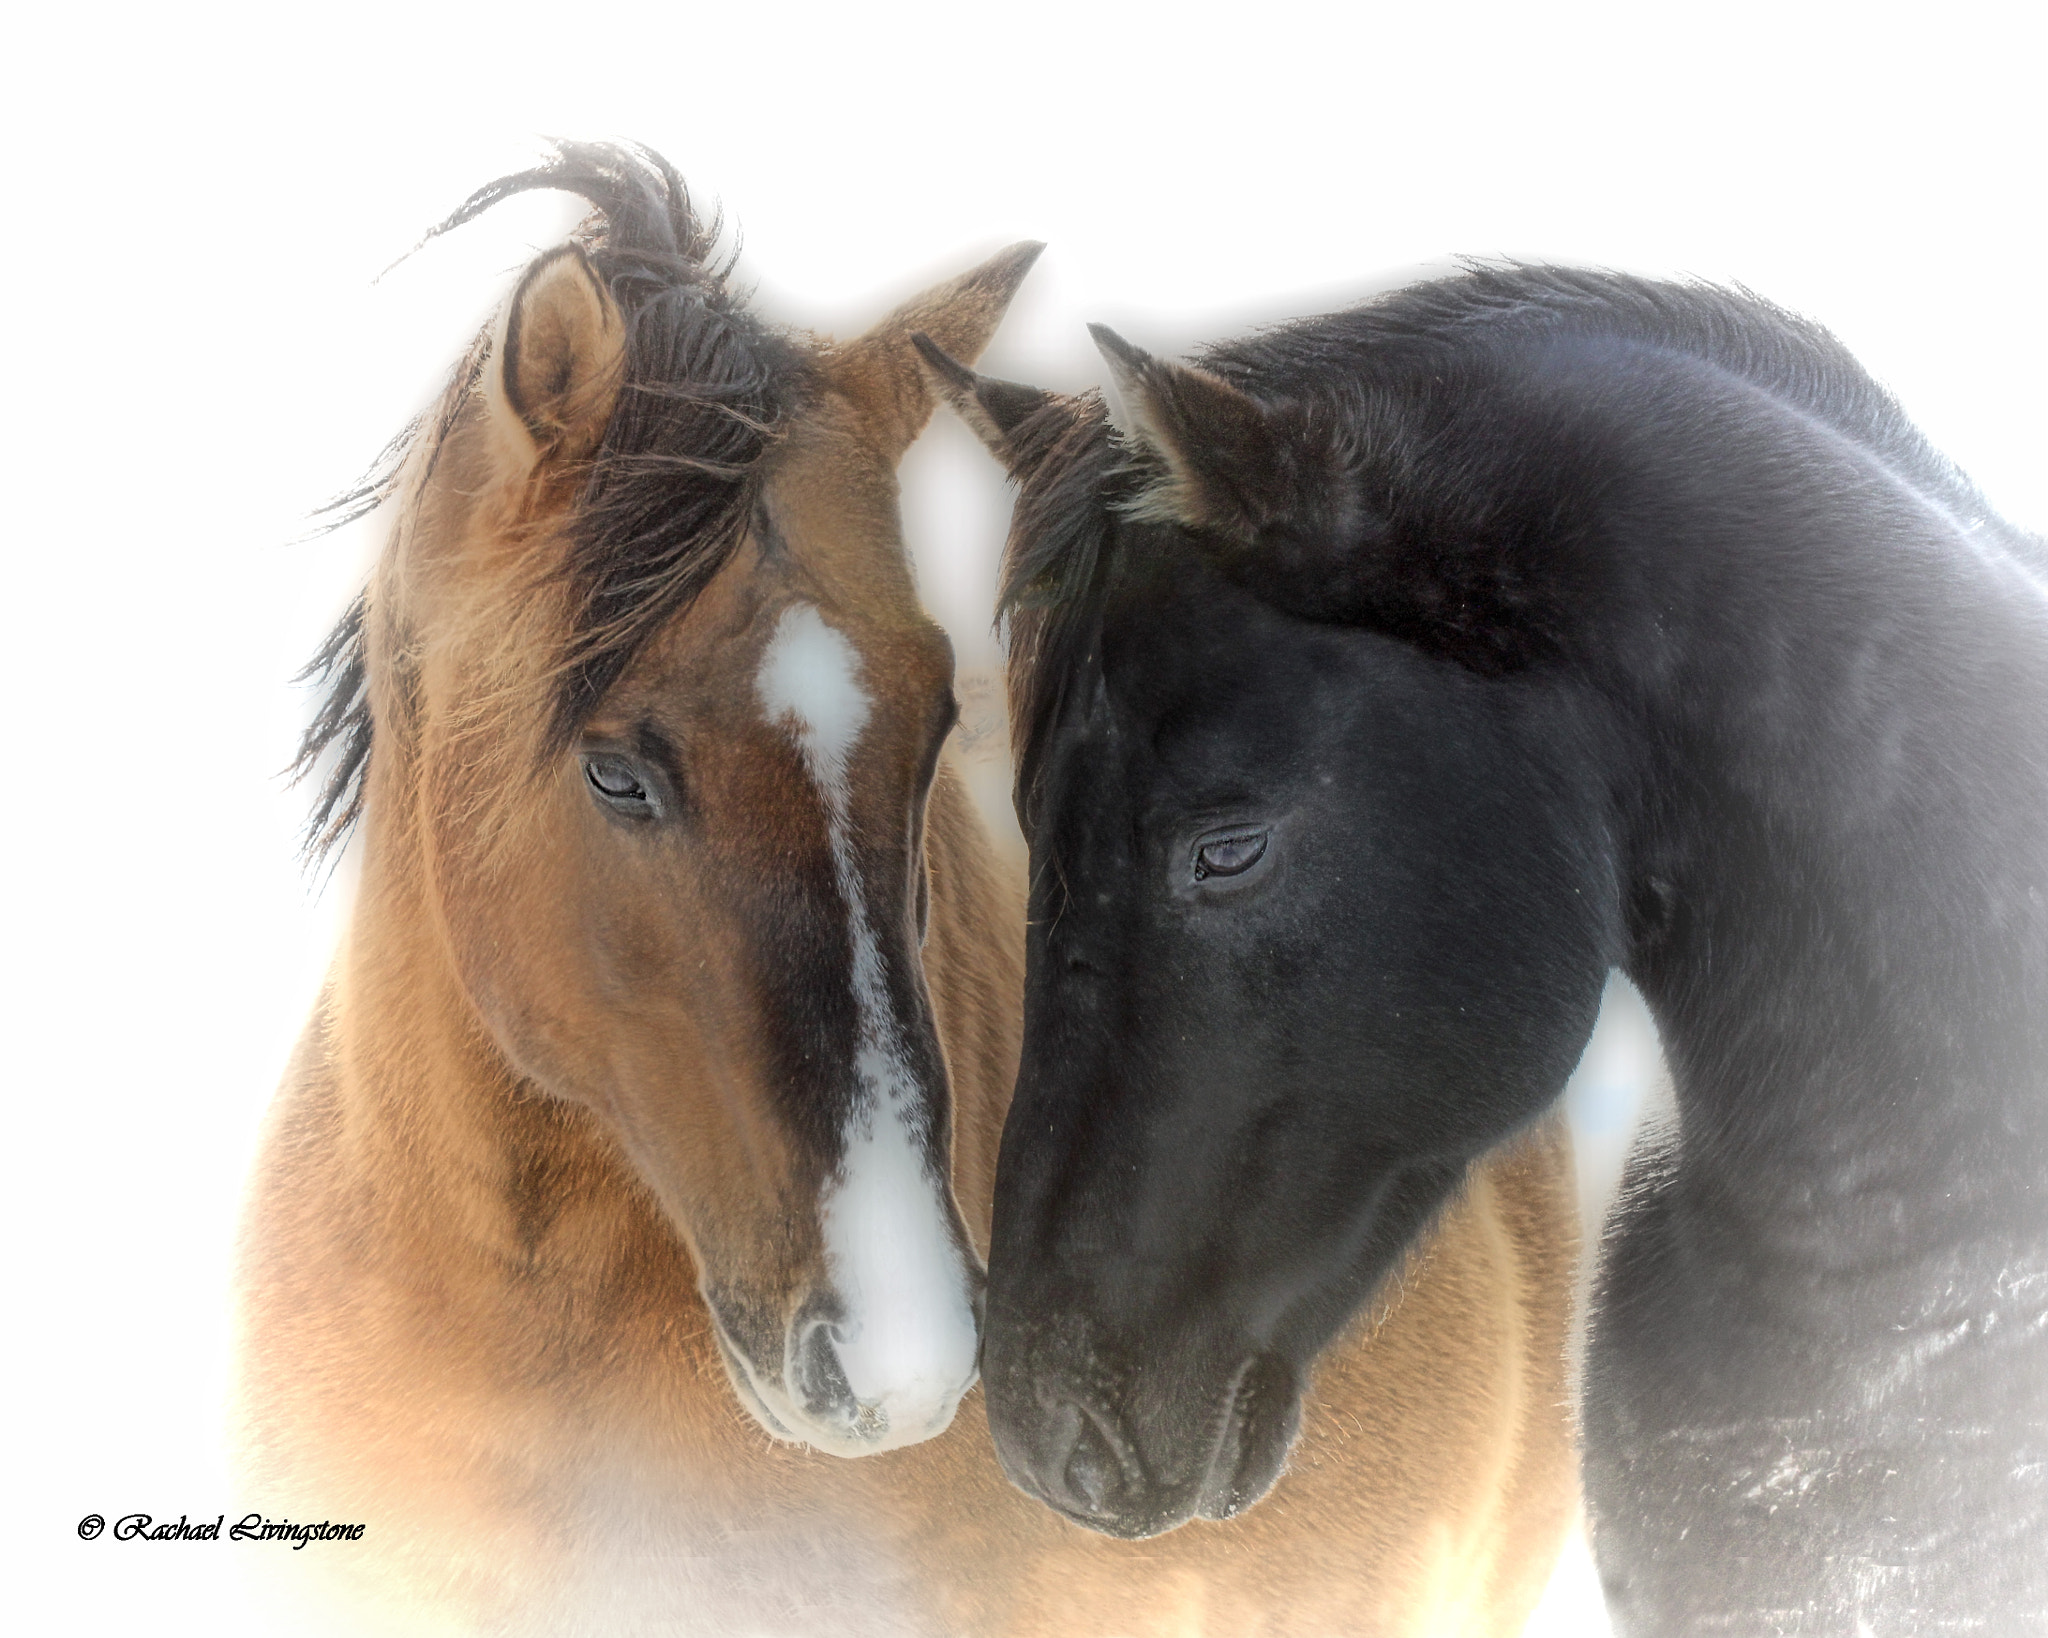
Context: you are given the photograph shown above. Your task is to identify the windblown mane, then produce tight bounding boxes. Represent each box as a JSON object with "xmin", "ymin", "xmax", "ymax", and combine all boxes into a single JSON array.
[
  {"xmin": 998, "ymin": 265, "xmax": 2032, "ymax": 828},
  {"xmin": 294, "ymin": 141, "xmax": 804, "ymax": 861}
]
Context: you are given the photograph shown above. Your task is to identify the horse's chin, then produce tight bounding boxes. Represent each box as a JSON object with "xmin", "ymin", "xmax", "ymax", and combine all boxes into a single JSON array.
[
  {"xmin": 1193, "ymin": 1353, "xmax": 1300, "ymax": 1523},
  {"xmin": 709, "ymin": 1323, "xmax": 969, "ymax": 1456},
  {"xmin": 710, "ymin": 1326, "xmax": 803, "ymax": 1441}
]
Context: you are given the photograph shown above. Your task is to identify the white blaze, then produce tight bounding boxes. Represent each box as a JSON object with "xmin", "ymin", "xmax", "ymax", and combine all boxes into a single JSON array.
[{"xmin": 756, "ymin": 603, "xmax": 979, "ymax": 1445}]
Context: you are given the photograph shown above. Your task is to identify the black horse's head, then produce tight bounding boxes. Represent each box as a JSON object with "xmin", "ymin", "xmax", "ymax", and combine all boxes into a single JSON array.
[{"xmin": 916, "ymin": 310, "xmax": 1624, "ymax": 1536}]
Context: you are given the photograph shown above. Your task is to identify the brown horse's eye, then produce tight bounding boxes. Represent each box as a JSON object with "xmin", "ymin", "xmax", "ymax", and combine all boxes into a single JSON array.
[
  {"xmin": 1194, "ymin": 830, "xmax": 1269, "ymax": 882},
  {"xmin": 584, "ymin": 755, "xmax": 654, "ymax": 814}
]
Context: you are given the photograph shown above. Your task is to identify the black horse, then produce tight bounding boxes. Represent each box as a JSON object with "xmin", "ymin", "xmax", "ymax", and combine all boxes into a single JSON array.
[{"xmin": 914, "ymin": 267, "xmax": 2048, "ymax": 1632}]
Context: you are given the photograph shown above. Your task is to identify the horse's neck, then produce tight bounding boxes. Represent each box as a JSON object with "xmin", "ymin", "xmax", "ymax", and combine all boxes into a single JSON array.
[{"xmin": 1614, "ymin": 415, "xmax": 2048, "ymax": 1305}]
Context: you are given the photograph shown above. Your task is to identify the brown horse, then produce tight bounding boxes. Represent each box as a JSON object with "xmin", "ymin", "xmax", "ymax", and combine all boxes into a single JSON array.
[{"xmin": 236, "ymin": 143, "xmax": 1581, "ymax": 1637}]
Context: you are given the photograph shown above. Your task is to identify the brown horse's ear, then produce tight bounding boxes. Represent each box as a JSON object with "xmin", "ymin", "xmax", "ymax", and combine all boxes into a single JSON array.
[
  {"xmin": 490, "ymin": 244, "xmax": 625, "ymax": 469},
  {"xmin": 827, "ymin": 241, "xmax": 1045, "ymax": 458},
  {"xmin": 909, "ymin": 332, "xmax": 1060, "ymax": 474}
]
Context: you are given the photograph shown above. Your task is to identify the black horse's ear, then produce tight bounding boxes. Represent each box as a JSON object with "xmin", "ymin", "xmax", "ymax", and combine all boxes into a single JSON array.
[
  {"xmin": 910, "ymin": 332, "xmax": 1059, "ymax": 472},
  {"xmin": 911, "ymin": 332, "xmax": 1092, "ymax": 487},
  {"xmin": 1091, "ymin": 324, "xmax": 1319, "ymax": 546},
  {"xmin": 1091, "ymin": 323, "xmax": 1365, "ymax": 558}
]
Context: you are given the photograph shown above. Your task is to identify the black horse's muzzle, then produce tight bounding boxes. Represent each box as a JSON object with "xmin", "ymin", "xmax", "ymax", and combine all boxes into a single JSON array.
[{"xmin": 982, "ymin": 1304, "xmax": 1303, "ymax": 1538}]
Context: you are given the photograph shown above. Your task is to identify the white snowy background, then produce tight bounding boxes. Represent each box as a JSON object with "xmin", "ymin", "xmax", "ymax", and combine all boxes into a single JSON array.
[{"xmin": 2, "ymin": 2, "xmax": 2039, "ymax": 1630}]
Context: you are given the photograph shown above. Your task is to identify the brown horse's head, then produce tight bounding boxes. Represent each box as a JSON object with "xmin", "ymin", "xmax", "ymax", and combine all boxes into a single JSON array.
[{"xmin": 309, "ymin": 145, "xmax": 1036, "ymax": 1454}]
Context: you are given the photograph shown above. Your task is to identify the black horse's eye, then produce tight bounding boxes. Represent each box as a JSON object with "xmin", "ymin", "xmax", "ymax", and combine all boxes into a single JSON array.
[
  {"xmin": 1194, "ymin": 830, "xmax": 1269, "ymax": 881},
  {"xmin": 584, "ymin": 755, "xmax": 653, "ymax": 812}
]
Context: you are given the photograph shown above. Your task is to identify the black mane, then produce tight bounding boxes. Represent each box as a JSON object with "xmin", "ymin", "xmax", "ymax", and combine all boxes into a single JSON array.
[
  {"xmin": 998, "ymin": 265, "xmax": 2030, "ymax": 829},
  {"xmin": 294, "ymin": 141, "xmax": 804, "ymax": 862},
  {"xmin": 1206, "ymin": 265, "xmax": 1998, "ymax": 528}
]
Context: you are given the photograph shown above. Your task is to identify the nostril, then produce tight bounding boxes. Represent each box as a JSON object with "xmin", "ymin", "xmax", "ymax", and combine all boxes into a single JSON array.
[
  {"xmin": 1063, "ymin": 1415, "xmax": 1118, "ymax": 1515},
  {"xmin": 794, "ymin": 1320, "xmax": 854, "ymax": 1420}
]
